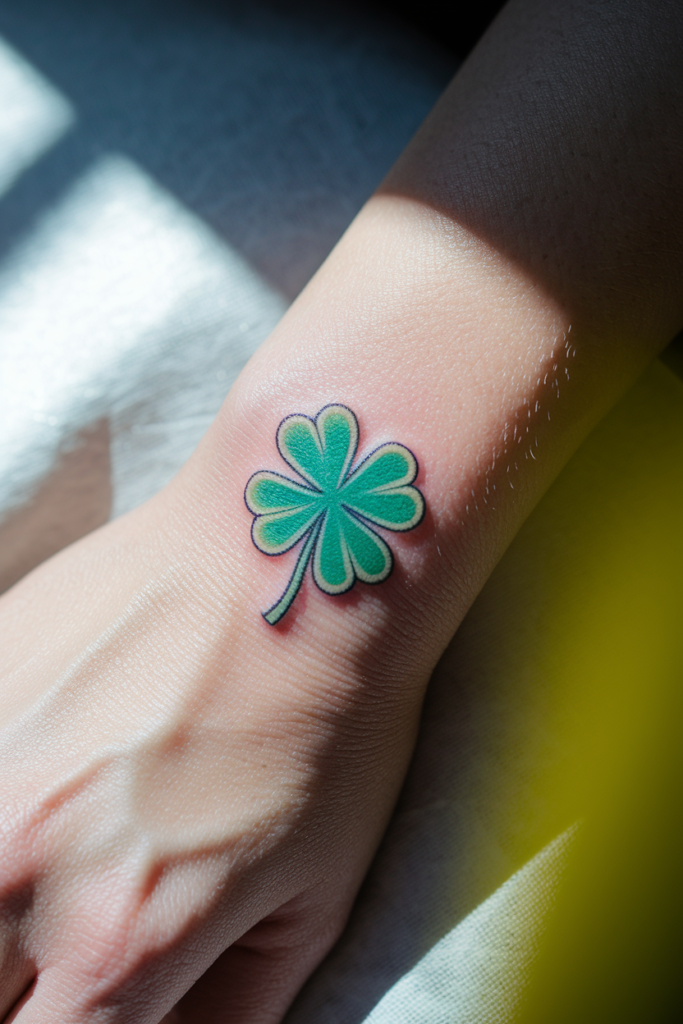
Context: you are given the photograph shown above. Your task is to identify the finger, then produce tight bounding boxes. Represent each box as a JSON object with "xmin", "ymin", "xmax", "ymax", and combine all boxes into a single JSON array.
[
  {"xmin": 167, "ymin": 904, "xmax": 344, "ymax": 1024},
  {"xmin": 0, "ymin": 960, "xmax": 34, "ymax": 1022},
  {"xmin": 167, "ymin": 946, "xmax": 315, "ymax": 1024},
  {"xmin": 0, "ymin": 883, "xmax": 37, "ymax": 1022},
  {"xmin": 2, "ymin": 978, "xmax": 36, "ymax": 1024}
]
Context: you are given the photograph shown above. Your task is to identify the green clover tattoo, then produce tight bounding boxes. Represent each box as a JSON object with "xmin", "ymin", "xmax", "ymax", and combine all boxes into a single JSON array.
[{"xmin": 245, "ymin": 404, "xmax": 425, "ymax": 625}]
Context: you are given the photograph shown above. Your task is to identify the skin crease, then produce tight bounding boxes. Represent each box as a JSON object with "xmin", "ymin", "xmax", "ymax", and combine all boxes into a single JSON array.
[{"xmin": 1, "ymin": 0, "xmax": 683, "ymax": 1021}]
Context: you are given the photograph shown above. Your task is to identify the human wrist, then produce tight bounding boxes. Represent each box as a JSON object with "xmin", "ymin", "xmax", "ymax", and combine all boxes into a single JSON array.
[{"xmin": 182, "ymin": 194, "xmax": 647, "ymax": 686}]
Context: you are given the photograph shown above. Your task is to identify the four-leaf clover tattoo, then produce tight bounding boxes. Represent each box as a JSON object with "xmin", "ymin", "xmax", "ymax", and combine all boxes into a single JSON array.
[{"xmin": 245, "ymin": 404, "xmax": 425, "ymax": 625}]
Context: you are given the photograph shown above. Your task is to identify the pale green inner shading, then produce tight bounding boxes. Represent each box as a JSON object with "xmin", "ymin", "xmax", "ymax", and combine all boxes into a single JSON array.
[
  {"xmin": 317, "ymin": 506, "xmax": 350, "ymax": 589},
  {"xmin": 280, "ymin": 419, "xmax": 324, "ymax": 485},
  {"xmin": 344, "ymin": 489, "xmax": 420, "ymax": 528},
  {"xmin": 344, "ymin": 447, "xmax": 413, "ymax": 496},
  {"xmin": 319, "ymin": 407, "xmax": 356, "ymax": 488},
  {"xmin": 248, "ymin": 473, "xmax": 319, "ymax": 513},
  {"xmin": 343, "ymin": 513, "xmax": 391, "ymax": 581},
  {"xmin": 254, "ymin": 504, "xmax": 322, "ymax": 553}
]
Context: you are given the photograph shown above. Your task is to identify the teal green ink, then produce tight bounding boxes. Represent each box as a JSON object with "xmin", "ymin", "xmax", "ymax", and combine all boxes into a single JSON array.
[{"xmin": 244, "ymin": 404, "xmax": 425, "ymax": 625}]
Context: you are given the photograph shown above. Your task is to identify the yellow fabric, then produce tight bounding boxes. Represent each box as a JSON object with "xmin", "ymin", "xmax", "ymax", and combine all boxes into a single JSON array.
[{"xmin": 441, "ymin": 358, "xmax": 683, "ymax": 1022}]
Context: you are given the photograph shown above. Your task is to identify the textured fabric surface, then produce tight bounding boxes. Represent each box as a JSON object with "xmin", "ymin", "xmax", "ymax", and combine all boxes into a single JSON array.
[
  {"xmin": 0, "ymin": 0, "xmax": 454, "ymax": 592},
  {"xmin": 0, "ymin": 3, "xmax": 681, "ymax": 1021},
  {"xmin": 361, "ymin": 828, "xmax": 577, "ymax": 1024}
]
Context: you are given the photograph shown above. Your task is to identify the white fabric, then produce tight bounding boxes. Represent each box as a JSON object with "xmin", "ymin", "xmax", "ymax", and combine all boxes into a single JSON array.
[{"xmin": 362, "ymin": 827, "xmax": 576, "ymax": 1024}]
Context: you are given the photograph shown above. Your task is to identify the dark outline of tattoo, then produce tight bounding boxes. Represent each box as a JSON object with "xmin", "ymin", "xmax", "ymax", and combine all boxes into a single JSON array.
[{"xmin": 244, "ymin": 404, "xmax": 425, "ymax": 625}]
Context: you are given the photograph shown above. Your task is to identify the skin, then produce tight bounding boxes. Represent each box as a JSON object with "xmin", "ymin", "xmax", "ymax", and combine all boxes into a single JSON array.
[{"xmin": 1, "ymin": 0, "xmax": 682, "ymax": 1021}]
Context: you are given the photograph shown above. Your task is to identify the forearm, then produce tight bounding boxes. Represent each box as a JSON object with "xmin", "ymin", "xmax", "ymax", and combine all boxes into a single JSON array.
[{"xmin": 182, "ymin": 0, "xmax": 683, "ymax": 689}]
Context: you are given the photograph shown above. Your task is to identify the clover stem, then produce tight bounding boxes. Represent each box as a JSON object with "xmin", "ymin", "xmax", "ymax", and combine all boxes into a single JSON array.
[{"xmin": 262, "ymin": 519, "xmax": 321, "ymax": 626}]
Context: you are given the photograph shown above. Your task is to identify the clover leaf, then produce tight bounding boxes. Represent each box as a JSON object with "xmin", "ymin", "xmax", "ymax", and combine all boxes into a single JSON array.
[{"xmin": 245, "ymin": 404, "xmax": 425, "ymax": 625}]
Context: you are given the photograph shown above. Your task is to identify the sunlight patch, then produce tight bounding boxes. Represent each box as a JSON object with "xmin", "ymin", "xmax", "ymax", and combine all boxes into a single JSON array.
[
  {"xmin": 0, "ymin": 34, "xmax": 74, "ymax": 197},
  {"xmin": 0, "ymin": 154, "xmax": 286, "ymax": 516}
]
